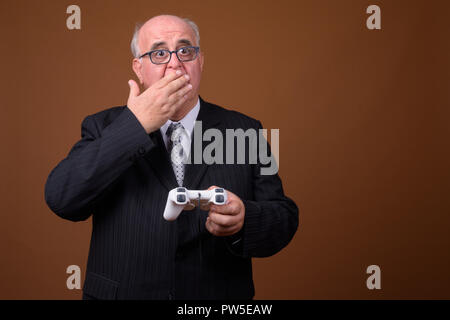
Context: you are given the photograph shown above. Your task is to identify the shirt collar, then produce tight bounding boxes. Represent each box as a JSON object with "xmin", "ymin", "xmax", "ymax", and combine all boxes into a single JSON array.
[{"xmin": 160, "ymin": 98, "xmax": 200, "ymax": 139}]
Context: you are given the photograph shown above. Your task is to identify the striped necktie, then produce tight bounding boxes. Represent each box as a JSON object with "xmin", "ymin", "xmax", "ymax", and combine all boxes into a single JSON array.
[{"xmin": 166, "ymin": 122, "xmax": 186, "ymax": 186}]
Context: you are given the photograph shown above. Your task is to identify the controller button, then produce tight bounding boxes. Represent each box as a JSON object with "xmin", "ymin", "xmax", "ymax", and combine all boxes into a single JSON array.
[
  {"xmin": 215, "ymin": 188, "xmax": 224, "ymax": 193},
  {"xmin": 177, "ymin": 187, "xmax": 186, "ymax": 192},
  {"xmin": 177, "ymin": 195, "xmax": 186, "ymax": 203},
  {"xmin": 215, "ymin": 195, "xmax": 224, "ymax": 203}
]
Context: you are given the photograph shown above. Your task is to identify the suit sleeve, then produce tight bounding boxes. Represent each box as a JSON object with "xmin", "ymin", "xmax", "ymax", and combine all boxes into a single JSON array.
[
  {"xmin": 227, "ymin": 120, "xmax": 299, "ymax": 258},
  {"xmin": 44, "ymin": 107, "xmax": 155, "ymax": 221}
]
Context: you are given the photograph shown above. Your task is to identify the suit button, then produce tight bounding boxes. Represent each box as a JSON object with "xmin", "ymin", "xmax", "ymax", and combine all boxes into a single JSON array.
[
  {"xmin": 168, "ymin": 292, "xmax": 173, "ymax": 300},
  {"xmin": 138, "ymin": 146, "xmax": 146, "ymax": 155}
]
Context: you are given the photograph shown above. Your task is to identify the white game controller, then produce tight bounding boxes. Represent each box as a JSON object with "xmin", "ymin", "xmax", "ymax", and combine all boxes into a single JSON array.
[{"xmin": 163, "ymin": 187, "xmax": 228, "ymax": 221}]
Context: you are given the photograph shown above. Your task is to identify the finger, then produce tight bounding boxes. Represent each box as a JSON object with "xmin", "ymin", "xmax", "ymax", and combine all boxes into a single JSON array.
[
  {"xmin": 210, "ymin": 201, "xmax": 240, "ymax": 215},
  {"xmin": 206, "ymin": 217, "xmax": 240, "ymax": 236},
  {"xmin": 156, "ymin": 70, "xmax": 185, "ymax": 89},
  {"xmin": 208, "ymin": 211, "xmax": 239, "ymax": 228},
  {"xmin": 165, "ymin": 74, "xmax": 191, "ymax": 96},
  {"xmin": 169, "ymin": 81, "xmax": 192, "ymax": 101},
  {"xmin": 128, "ymin": 80, "xmax": 140, "ymax": 99},
  {"xmin": 166, "ymin": 95, "xmax": 187, "ymax": 118},
  {"xmin": 166, "ymin": 87, "xmax": 191, "ymax": 116},
  {"xmin": 207, "ymin": 185, "xmax": 219, "ymax": 190}
]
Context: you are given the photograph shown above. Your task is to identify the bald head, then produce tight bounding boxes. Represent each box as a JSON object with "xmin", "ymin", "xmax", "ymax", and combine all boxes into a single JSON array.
[
  {"xmin": 130, "ymin": 14, "xmax": 204, "ymax": 120},
  {"xmin": 131, "ymin": 15, "xmax": 200, "ymax": 58}
]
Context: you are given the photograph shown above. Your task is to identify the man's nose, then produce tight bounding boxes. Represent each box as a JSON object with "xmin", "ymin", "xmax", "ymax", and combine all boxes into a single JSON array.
[{"xmin": 167, "ymin": 51, "xmax": 182, "ymax": 70}]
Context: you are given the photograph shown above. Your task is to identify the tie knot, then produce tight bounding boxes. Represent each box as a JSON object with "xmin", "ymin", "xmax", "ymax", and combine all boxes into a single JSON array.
[{"xmin": 166, "ymin": 122, "xmax": 185, "ymax": 143}]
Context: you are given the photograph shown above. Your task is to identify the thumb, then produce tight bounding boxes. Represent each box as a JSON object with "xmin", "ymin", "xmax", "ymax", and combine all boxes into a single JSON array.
[{"xmin": 128, "ymin": 80, "xmax": 140, "ymax": 99}]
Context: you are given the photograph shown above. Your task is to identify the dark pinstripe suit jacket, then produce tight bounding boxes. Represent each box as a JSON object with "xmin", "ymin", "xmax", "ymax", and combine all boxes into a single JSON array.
[{"xmin": 45, "ymin": 98, "xmax": 299, "ymax": 300}]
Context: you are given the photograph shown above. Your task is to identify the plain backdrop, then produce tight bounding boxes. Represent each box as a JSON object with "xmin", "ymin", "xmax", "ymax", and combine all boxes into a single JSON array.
[{"xmin": 0, "ymin": 0, "xmax": 449, "ymax": 299}]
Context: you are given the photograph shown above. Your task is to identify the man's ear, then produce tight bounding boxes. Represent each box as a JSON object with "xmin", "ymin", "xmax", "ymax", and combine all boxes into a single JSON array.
[
  {"xmin": 132, "ymin": 58, "xmax": 144, "ymax": 85},
  {"xmin": 199, "ymin": 51, "xmax": 204, "ymax": 72}
]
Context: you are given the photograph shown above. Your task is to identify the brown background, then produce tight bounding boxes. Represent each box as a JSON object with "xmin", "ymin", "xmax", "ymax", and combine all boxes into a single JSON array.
[{"xmin": 0, "ymin": 0, "xmax": 449, "ymax": 299}]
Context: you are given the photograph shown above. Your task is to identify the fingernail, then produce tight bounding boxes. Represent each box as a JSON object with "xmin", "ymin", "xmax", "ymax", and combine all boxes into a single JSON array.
[
  {"xmin": 184, "ymin": 74, "xmax": 190, "ymax": 80},
  {"xmin": 176, "ymin": 70, "xmax": 181, "ymax": 75},
  {"xmin": 188, "ymin": 84, "xmax": 192, "ymax": 89}
]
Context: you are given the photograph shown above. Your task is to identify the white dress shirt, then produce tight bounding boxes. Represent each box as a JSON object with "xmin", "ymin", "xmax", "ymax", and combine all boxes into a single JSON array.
[{"xmin": 160, "ymin": 98, "xmax": 200, "ymax": 159}]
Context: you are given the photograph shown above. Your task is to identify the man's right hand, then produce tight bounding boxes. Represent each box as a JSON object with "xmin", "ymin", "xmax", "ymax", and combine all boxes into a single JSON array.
[{"xmin": 127, "ymin": 70, "xmax": 192, "ymax": 133}]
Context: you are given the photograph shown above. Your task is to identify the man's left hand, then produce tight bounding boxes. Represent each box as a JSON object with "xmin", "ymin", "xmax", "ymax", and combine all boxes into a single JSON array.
[{"xmin": 205, "ymin": 186, "xmax": 245, "ymax": 237}]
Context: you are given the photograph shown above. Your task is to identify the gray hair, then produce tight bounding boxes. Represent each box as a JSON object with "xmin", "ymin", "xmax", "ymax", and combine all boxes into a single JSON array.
[{"xmin": 130, "ymin": 17, "xmax": 201, "ymax": 58}]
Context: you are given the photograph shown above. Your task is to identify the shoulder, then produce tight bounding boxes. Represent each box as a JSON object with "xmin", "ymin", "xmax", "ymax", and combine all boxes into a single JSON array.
[
  {"xmin": 82, "ymin": 106, "xmax": 127, "ymax": 129},
  {"xmin": 201, "ymin": 99, "xmax": 262, "ymax": 129}
]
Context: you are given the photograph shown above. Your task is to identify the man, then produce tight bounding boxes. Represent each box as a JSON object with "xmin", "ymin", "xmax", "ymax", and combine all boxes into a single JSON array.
[{"xmin": 45, "ymin": 15, "xmax": 298, "ymax": 300}]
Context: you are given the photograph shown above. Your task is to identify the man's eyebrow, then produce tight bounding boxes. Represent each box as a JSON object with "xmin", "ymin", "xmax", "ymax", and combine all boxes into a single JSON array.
[
  {"xmin": 150, "ymin": 41, "xmax": 167, "ymax": 50},
  {"xmin": 149, "ymin": 39, "xmax": 193, "ymax": 51},
  {"xmin": 177, "ymin": 39, "xmax": 193, "ymax": 46}
]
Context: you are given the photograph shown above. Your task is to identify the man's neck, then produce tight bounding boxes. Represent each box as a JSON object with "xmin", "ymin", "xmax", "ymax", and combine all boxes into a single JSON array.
[{"xmin": 170, "ymin": 96, "xmax": 199, "ymax": 121}]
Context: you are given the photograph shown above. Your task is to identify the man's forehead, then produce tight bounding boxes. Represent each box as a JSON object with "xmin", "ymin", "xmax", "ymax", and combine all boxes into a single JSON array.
[
  {"xmin": 149, "ymin": 30, "xmax": 194, "ymax": 43},
  {"xmin": 140, "ymin": 17, "xmax": 196, "ymax": 48}
]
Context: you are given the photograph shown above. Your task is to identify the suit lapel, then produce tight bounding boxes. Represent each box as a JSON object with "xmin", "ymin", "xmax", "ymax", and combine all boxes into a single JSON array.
[
  {"xmin": 144, "ymin": 129, "xmax": 178, "ymax": 191},
  {"xmin": 183, "ymin": 98, "xmax": 221, "ymax": 189}
]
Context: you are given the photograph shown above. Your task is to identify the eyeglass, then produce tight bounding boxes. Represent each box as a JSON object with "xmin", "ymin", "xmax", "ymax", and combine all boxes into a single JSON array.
[{"xmin": 139, "ymin": 46, "xmax": 200, "ymax": 65}]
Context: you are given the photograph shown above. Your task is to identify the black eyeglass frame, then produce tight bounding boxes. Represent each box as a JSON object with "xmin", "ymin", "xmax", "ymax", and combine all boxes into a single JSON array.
[{"xmin": 138, "ymin": 46, "xmax": 200, "ymax": 65}]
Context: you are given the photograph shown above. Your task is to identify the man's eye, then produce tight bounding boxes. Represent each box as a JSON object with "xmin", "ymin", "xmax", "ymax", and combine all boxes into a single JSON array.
[
  {"xmin": 179, "ymin": 48, "xmax": 189, "ymax": 55},
  {"xmin": 156, "ymin": 51, "xmax": 166, "ymax": 57}
]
